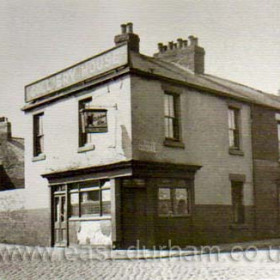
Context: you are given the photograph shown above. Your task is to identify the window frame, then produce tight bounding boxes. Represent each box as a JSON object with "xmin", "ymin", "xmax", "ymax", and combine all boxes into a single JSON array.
[
  {"xmin": 69, "ymin": 180, "xmax": 111, "ymax": 218},
  {"xmin": 157, "ymin": 179, "xmax": 191, "ymax": 218},
  {"xmin": 33, "ymin": 112, "xmax": 45, "ymax": 158},
  {"xmin": 228, "ymin": 106, "xmax": 241, "ymax": 150},
  {"xmin": 164, "ymin": 92, "xmax": 180, "ymax": 141}
]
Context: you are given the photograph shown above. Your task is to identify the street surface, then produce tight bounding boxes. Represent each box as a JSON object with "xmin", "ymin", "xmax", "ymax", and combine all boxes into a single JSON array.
[{"xmin": 1, "ymin": 244, "xmax": 280, "ymax": 279}]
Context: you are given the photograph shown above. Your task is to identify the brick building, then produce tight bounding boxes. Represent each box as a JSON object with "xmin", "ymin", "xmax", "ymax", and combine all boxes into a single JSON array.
[
  {"xmin": 1, "ymin": 23, "xmax": 280, "ymax": 248},
  {"xmin": 0, "ymin": 117, "xmax": 25, "ymax": 244},
  {"xmin": 0, "ymin": 117, "xmax": 24, "ymax": 191}
]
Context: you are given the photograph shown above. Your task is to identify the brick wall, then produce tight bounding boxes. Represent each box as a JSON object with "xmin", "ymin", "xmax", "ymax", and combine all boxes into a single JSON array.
[
  {"xmin": 193, "ymin": 205, "xmax": 255, "ymax": 245},
  {"xmin": 251, "ymin": 104, "xmax": 280, "ymax": 238},
  {"xmin": 0, "ymin": 208, "xmax": 50, "ymax": 246}
]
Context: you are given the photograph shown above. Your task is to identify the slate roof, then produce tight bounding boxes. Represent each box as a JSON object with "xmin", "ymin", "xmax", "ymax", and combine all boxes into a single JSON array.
[{"xmin": 129, "ymin": 51, "xmax": 280, "ymax": 110}]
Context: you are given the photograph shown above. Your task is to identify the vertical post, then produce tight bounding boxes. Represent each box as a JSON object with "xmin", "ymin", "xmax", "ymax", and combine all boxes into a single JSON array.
[
  {"xmin": 111, "ymin": 178, "xmax": 122, "ymax": 248},
  {"xmin": 65, "ymin": 183, "xmax": 69, "ymax": 246},
  {"xmin": 146, "ymin": 178, "xmax": 155, "ymax": 248},
  {"xmin": 49, "ymin": 185, "xmax": 54, "ymax": 247}
]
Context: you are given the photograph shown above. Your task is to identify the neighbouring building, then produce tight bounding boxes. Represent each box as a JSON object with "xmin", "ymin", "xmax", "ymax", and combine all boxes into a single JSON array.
[
  {"xmin": 2, "ymin": 23, "xmax": 280, "ymax": 248},
  {"xmin": 0, "ymin": 117, "xmax": 24, "ymax": 191},
  {"xmin": 0, "ymin": 117, "xmax": 25, "ymax": 244}
]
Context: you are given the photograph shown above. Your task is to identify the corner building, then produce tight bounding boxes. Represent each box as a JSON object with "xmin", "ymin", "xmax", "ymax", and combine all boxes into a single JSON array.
[{"xmin": 21, "ymin": 23, "xmax": 280, "ymax": 248}]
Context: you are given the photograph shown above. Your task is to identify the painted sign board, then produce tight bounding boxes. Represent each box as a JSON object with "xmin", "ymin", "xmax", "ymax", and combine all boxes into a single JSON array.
[
  {"xmin": 25, "ymin": 44, "xmax": 128, "ymax": 102},
  {"xmin": 82, "ymin": 109, "xmax": 108, "ymax": 133}
]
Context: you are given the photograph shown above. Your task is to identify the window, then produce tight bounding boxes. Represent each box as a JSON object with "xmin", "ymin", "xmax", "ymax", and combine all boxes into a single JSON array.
[
  {"xmin": 164, "ymin": 93, "xmax": 180, "ymax": 140},
  {"xmin": 33, "ymin": 113, "xmax": 44, "ymax": 156},
  {"xmin": 158, "ymin": 179, "xmax": 190, "ymax": 217},
  {"xmin": 228, "ymin": 107, "xmax": 240, "ymax": 149},
  {"xmin": 231, "ymin": 181, "xmax": 245, "ymax": 224},
  {"xmin": 79, "ymin": 98, "xmax": 108, "ymax": 147},
  {"xmin": 69, "ymin": 180, "xmax": 111, "ymax": 217}
]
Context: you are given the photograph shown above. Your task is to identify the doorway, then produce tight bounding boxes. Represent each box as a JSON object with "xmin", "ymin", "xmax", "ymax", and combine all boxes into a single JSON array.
[
  {"xmin": 121, "ymin": 186, "xmax": 147, "ymax": 248},
  {"xmin": 53, "ymin": 193, "xmax": 68, "ymax": 247}
]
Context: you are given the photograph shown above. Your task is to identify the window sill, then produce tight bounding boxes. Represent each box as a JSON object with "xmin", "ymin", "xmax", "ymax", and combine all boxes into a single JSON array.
[
  {"xmin": 230, "ymin": 223, "xmax": 248, "ymax": 230},
  {"xmin": 69, "ymin": 215, "xmax": 111, "ymax": 221},
  {"xmin": 32, "ymin": 154, "xmax": 46, "ymax": 162},
  {"xmin": 164, "ymin": 139, "xmax": 185, "ymax": 149},
  {"xmin": 229, "ymin": 148, "xmax": 244, "ymax": 156},
  {"xmin": 77, "ymin": 144, "xmax": 95, "ymax": 153}
]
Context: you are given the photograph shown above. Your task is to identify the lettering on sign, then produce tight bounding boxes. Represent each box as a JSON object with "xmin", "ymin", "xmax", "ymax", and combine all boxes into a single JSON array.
[{"xmin": 25, "ymin": 44, "xmax": 128, "ymax": 102}]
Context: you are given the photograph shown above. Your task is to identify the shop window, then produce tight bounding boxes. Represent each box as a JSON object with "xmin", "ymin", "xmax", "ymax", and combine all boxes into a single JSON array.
[
  {"xmin": 164, "ymin": 93, "xmax": 180, "ymax": 140},
  {"xmin": 69, "ymin": 180, "xmax": 111, "ymax": 217},
  {"xmin": 231, "ymin": 181, "xmax": 245, "ymax": 224},
  {"xmin": 33, "ymin": 113, "xmax": 44, "ymax": 157},
  {"xmin": 228, "ymin": 107, "xmax": 240, "ymax": 150},
  {"xmin": 79, "ymin": 98, "xmax": 108, "ymax": 147},
  {"xmin": 158, "ymin": 179, "xmax": 190, "ymax": 217}
]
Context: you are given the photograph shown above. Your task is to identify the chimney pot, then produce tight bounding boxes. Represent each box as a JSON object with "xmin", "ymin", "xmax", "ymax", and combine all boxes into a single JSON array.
[
  {"xmin": 121, "ymin": 24, "xmax": 126, "ymax": 34},
  {"xmin": 183, "ymin": 40, "xmax": 188, "ymax": 48},
  {"xmin": 158, "ymin": 43, "xmax": 164, "ymax": 53},
  {"xmin": 127, "ymin": 22, "xmax": 133, "ymax": 33},
  {"xmin": 189, "ymin": 35, "xmax": 198, "ymax": 46},
  {"xmin": 168, "ymin": 41, "xmax": 174, "ymax": 50},
  {"xmin": 0, "ymin": 117, "xmax": 11, "ymax": 141},
  {"xmin": 177, "ymin": 38, "xmax": 183, "ymax": 48}
]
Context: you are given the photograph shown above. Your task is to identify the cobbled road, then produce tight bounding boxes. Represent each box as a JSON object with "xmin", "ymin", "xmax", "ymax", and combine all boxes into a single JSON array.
[{"xmin": 1, "ymin": 245, "xmax": 280, "ymax": 279}]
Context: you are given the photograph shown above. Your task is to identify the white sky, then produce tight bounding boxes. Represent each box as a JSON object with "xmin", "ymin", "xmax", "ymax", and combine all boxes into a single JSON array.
[{"xmin": 1, "ymin": 0, "xmax": 280, "ymax": 137}]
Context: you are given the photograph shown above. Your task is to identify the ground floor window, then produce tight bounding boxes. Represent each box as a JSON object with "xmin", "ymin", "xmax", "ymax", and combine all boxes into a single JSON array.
[
  {"xmin": 157, "ymin": 179, "xmax": 191, "ymax": 217},
  {"xmin": 69, "ymin": 180, "xmax": 111, "ymax": 217},
  {"xmin": 53, "ymin": 179, "xmax": 111, "ymax": 219},
  {"xmin": 231, "ymin": 181, "xmax": 245, "ymax": 224}
]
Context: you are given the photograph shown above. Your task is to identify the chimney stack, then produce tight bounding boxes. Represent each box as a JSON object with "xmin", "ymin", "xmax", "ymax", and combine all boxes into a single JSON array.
[
  {"xmin": 0, "ymin": 117, "xmax": 12, "ymax": 141},
  {"xmin": 153, "ymin": 35, "xmax": 205, "ymax": 74},
  {"xmin": 114, "ymin": 22, "xmax": 140, "ymax": 52}
]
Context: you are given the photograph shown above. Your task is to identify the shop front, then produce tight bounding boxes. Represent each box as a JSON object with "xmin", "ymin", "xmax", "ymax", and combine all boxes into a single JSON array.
[{"xmin": 43, "ymin": 160, "xmax": 200, "ymax": 248}]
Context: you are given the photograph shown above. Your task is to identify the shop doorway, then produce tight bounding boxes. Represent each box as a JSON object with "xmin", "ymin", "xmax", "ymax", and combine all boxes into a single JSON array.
[
  {"xmin": 121, "ymin": 186, "xmax": 148, "ymax": 248},
  {"xmin": 53, "ymin": 192, "xmax": 68, "ymax": 247}
]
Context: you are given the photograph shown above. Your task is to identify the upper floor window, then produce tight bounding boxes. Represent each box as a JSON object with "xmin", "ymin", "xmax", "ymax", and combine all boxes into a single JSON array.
[
  {"xmin": 33, "ymin": 113, "xmax": 44, "ymax": 157},
  {"xmin": 228, "ymin": 107, "xmax": 240, "ymax": 150},
  {"xmin": 79, "ymin": 98, "xmax": 108, "ymax": 147},
  {"xmin": 164, "ymin": 93, "xmax": 180, "ymax": 140}
]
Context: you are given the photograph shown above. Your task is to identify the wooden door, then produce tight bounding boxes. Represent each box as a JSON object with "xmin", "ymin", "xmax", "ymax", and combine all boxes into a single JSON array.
[
  {"xmin": 53, "ymin": 194, "xmax": 68, "ymax": 247},
  {"xmin": 122, "ymin": 188, "xmax": 147, "ymax": 248}
]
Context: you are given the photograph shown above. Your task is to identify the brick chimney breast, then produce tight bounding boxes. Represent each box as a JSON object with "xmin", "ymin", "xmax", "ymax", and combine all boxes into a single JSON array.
[
  {"xmin": 0, "ymin": 117, "xmax": 12, "ymax": 141},
  {"xmin": 154, "ymin": 35, "xmax": 205, "ymax": 74},
  {"xmin": 114, "ymin": 22, "xmax": 140, "ymax": 52}
]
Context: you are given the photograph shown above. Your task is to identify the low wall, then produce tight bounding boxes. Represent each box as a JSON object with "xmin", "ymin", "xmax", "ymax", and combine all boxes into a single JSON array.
[{"xmin": 0, "ymin": 189, "xmax": 51, "ymax": 246}]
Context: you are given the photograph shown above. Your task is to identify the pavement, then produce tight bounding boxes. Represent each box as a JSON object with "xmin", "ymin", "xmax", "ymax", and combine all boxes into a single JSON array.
[{"xmin": 1, "ymin": 240, "xmax": 280, "ymax": 279}]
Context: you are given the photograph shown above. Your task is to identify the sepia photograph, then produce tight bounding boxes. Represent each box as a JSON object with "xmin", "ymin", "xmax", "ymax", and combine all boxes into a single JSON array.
[{"xmin": 1, "ymin": 0, "xmax": 280, "ymax": 279}]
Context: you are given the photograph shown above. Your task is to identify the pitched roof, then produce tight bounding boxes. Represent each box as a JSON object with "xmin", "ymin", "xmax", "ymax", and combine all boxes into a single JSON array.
[{"xmin": 129, "ymin": 51, "xmax": 280, "ymax": 110}]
